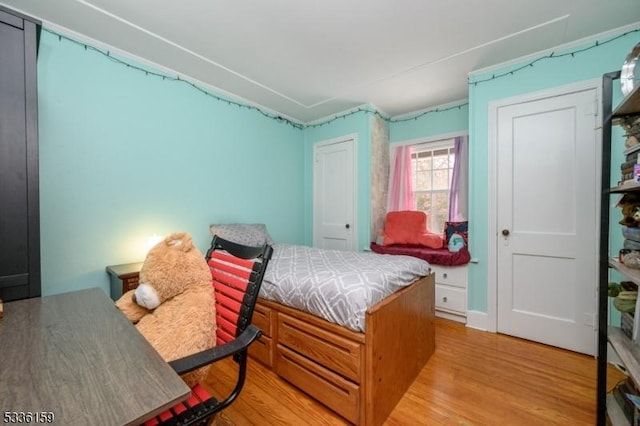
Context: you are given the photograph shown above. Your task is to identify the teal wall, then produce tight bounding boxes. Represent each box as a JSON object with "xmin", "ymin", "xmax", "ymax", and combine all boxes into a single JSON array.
[
  {"xmin": 303, "ymin": 112, "xmax": 372, "ymax": 249},
  {"xmin": 34, "ymin": 24, "xmax": 640, "ymax": 307},
  {"xmin": 467, "ymin": 27, "xmax": 640, "ymax": 313},
  {"xmin": 389, "ymin": 103, "xmax": 469, "ymax": 143},
  {"xmin": 37, "ymin": 31, "xmax": 304, "ymax": 296},
  {"xmin": 300, "ymin": 105, "xmax": 471, "ymax": 250}
]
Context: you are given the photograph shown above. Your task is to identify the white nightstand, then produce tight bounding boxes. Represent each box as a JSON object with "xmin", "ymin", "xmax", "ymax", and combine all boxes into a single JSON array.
[{"xmin": 431, "ymin": 264, "xmax": 468, "ymax": 323}]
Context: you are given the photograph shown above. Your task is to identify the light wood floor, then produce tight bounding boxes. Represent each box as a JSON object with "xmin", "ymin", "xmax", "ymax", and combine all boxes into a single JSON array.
[{"xmin": 204, "ymin": 318, "xmax": 624, "ymax": 425}]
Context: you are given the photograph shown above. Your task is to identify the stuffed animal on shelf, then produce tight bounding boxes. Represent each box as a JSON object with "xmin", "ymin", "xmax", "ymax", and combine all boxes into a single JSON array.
[
  {"xmin": 116, "ymin": 232, "xmax": 215, "ymax": 387},
  {"xmin": 618, "ymin": 192, "xmax": 640, "ymax": 227}
]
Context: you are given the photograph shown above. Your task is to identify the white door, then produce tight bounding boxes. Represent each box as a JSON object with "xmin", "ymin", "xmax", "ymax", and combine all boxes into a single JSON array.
[
  {"xmin": 496, "ymin": 88, "xmax": 598, "ymax": 355},
  {"xmin": 313, "ymin": 136, "xmax": 356, "ymax": 250}
]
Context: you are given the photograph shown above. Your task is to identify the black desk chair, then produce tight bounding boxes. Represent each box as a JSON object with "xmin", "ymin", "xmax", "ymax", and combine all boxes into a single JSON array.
[{"xmin": 144, "ymin": 236, "xmax": 273, "ymax": 426}]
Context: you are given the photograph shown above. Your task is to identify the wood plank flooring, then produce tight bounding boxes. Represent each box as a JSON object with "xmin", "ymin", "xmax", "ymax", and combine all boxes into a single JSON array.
[{"xmin": 204, "ymin": 318, "xmax": 624, "ymax": 425}]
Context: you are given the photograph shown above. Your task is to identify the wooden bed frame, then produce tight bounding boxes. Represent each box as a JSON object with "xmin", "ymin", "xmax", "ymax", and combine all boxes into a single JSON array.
[{"xmin": 248, "ymin": 272, "xmax": 435, "ymax": 425}]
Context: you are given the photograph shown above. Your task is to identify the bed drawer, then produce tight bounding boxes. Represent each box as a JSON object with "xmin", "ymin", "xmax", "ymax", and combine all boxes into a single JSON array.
[
  {"xmin": 277, "ymin": 313, "xmax": 362, "ymax": 383},
  {"xmin": 431, "ymin": 265, "xmax": 468, "ymax": 289},
  {"xmin": 248, "ymin": 335, "xmax": 272, "ymax": 367},
  {"xmin": 276, "ymin": 344, "xmax": 359, "ymax": 424},
  {"xmin": 435, "ymin": 284, "xmax": 466, "ymax": 313},
  {"xmin": 252, "ymin": 302, "xmax": 273, "ymax": 337}
]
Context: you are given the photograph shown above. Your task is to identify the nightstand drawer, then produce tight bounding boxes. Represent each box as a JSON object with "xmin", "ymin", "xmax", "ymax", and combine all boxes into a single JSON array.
[
  {"xmin": 124, "ymin": 276, "xmax": 139, "ymax": 292},
  {"xmin": 431, "ymin": 265, "xmax": 467, "ymax": 289},
  {"xmin": 435, "ymin": 284, "xmax": 466, "ymax": 313}
]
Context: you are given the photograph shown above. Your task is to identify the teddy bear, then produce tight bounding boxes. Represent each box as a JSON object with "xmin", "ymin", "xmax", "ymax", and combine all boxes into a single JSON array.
[{"xmin": 116, "ymin": 232, "xmax": 216, "ymax": 388}]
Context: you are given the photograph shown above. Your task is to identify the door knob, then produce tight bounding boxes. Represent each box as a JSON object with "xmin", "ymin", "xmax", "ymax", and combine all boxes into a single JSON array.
[
  {"xmin": 345, "ymin": 224, "xmax": 350, "ymax": 229},
  {"xmin": 502, "ymin": 229, "xmax": 510, "ymax": 236}
]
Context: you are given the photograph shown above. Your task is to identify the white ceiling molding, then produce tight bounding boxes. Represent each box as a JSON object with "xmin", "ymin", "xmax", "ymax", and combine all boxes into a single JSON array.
[{"xmin": 2, "ymin": 0, "xmax": 639, "ymax": 123}]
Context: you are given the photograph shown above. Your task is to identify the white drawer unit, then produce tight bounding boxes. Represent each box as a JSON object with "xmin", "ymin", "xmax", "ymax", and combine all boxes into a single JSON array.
[
  {"xmin": 431, "ymin": 264, "xmax": 468, "ymax": 323},
  {"xmin": 435, "ymin": 285, "xmax": 466, "ymax": 313}
]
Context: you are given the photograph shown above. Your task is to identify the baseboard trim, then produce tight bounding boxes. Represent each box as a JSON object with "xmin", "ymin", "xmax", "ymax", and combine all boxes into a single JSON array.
[
  {"xmin": 435, "ymin": 310, "xmax": 466, "ymax": 324},
  {"xmin": 466, "ymin": 310, "xmax": 489, "ymax": 331}
]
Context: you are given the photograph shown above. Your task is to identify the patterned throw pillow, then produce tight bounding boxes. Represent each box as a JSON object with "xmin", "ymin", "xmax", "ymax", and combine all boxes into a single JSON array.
[
  {"xmin": 444, "ymin": 221, "xmax": 468, "ymax": 246},
  {"xmin": 209, "ymin": 223, "xmax": 275, "ymax": 246}
]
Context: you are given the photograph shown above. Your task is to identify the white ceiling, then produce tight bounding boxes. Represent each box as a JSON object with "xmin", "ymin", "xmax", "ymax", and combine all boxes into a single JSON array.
[{"xmin": 2, "ymin": 0, "xmax": 640, "ymax": 123}]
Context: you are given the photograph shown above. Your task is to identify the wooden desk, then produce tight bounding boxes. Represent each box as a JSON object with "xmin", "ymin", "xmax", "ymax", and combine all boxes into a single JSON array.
[{"xmin": 0, "ymin": 288, "xmax": 190, "ymax": 425}]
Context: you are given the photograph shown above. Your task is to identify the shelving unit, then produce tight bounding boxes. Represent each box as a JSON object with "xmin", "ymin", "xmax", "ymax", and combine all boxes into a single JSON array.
[{"xmin": 598, "ymin": 74, "xmax": 640, "ymax": 425}]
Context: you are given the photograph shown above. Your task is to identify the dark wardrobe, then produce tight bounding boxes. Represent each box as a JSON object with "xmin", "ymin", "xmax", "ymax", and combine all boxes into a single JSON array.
[{"xmin": 0, "ymin": 6, "xmax": 40, "ymax": 302}]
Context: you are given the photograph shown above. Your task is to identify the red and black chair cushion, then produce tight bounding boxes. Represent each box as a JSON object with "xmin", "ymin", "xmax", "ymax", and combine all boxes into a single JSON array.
[{"xmin": 143, "ymin": 236, "xmax": 272, "ymax": 426}]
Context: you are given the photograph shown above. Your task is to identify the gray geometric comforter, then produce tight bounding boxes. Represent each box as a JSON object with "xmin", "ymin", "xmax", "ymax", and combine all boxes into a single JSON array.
[{"xmin": 260, "ymin": 244, "xmax": 430, "ymax": 332}]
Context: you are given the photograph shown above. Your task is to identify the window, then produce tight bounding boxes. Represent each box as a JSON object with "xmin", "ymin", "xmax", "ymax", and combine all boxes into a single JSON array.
[{"xmin": 411, "ymin": 139, "xmax": 455, "ymax": 232}]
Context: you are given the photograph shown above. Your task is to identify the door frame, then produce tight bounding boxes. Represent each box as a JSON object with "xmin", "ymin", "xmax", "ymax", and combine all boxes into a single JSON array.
[
  {"xmin": 312, "ymin": 133, "xmax": 358, "ymax": 250},
  {"xmin": 486, "ymin": 78, "xmax": 602, "ymax": 333}
]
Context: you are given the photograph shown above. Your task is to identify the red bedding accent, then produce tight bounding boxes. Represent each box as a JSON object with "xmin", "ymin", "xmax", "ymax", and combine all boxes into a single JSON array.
[{"xmin": 370, "ymin": 243, "xmax": 471, "ymax": 266}]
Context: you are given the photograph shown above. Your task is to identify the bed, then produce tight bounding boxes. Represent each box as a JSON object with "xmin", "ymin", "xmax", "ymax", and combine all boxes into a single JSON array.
[
  {"xmin": 369, "ymin": 243, "xmax": 470, "ymax": 322},
  {"xmin": 208, "ymin": 223, "xmax": 435, "ymax": 426}
]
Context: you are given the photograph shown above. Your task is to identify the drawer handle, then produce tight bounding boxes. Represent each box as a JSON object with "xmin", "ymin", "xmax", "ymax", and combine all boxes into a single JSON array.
[
  {"xmin": 442, "ymin": 296, "xmax": 448, "ymax": 302},
  {"xmin": 442, "ymin": 273, "xmax": 448, "ymax": 279}
]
